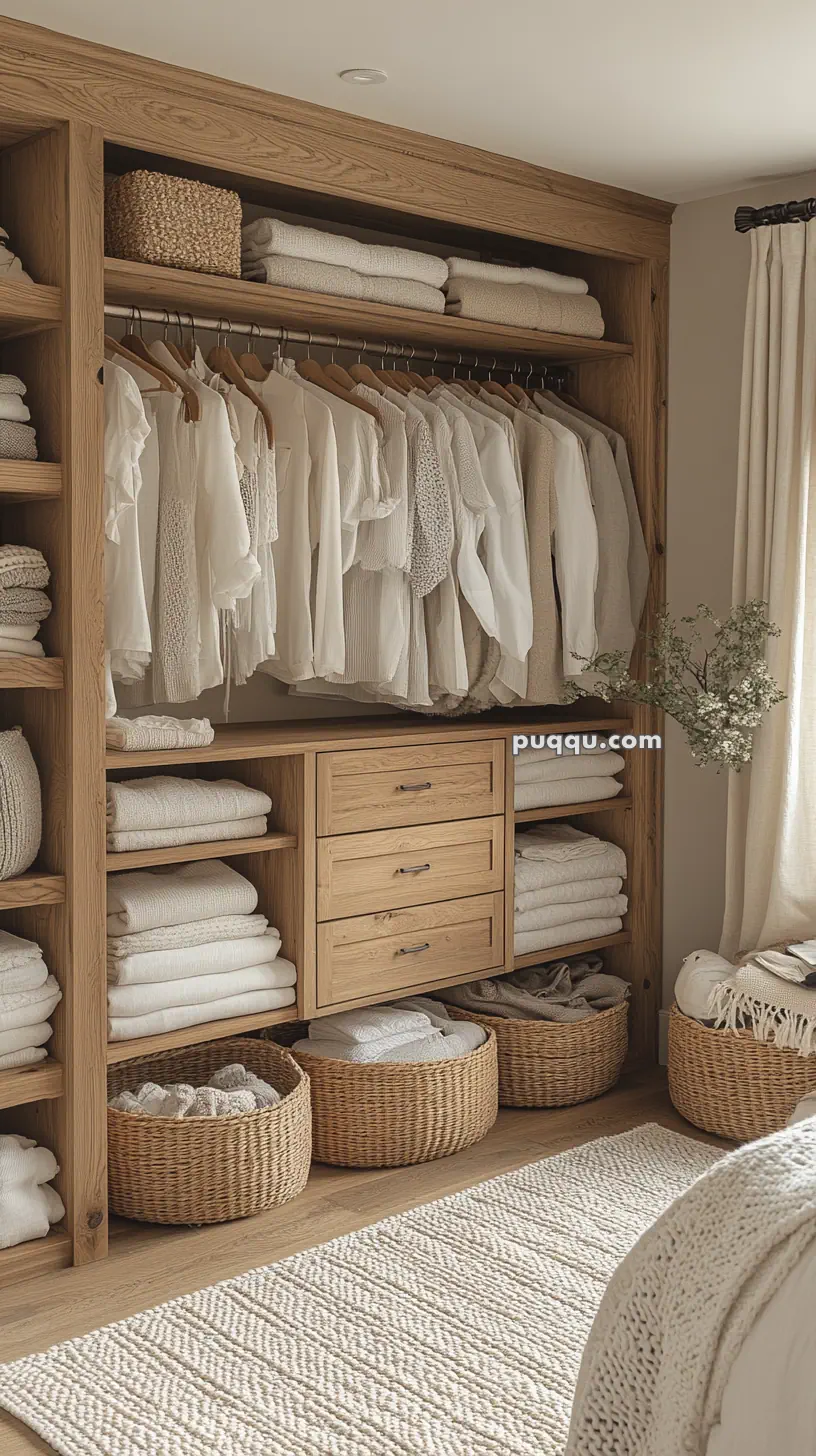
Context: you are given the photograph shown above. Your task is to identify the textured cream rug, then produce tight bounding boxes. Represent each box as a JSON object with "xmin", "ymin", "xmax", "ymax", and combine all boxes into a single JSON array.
[{"xmin": 0, "ymin": 1125, "xmax": 720, "ymax": 1456}]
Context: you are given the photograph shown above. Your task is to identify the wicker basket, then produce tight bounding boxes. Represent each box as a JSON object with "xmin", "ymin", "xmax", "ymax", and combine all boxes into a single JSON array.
[
  {"xmin": 107, "ymin": 1037, "xmax": 311, "ymax": 1224},
  {"xmin": 447, "ymin": 1001, "xmax": 628, "ymax": 1107},
  {"xmin": 276, "ymin": 1026, "xmax": 498, "ymax": 1168},
  {"xmin": 105, "ymin": 170, "xmax": 242, "ymax": 277},
  {"xmin": 668, "ymin": 1005, "xmax": 816, "ymax": 1141}
]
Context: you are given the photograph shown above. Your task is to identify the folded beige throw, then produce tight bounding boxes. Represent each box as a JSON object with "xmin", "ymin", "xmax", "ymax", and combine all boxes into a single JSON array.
[
  {"xmin": 107, "ymin": 913, "xmax": 270, "ymax": 958},
  {"xmin": 515, "ymin": 893, "xmax": 628, "ymax": 934},
  {"xmin": 106, "ymin": 861, "xmax": 258, "ymax": 936},
  {"xmin": 244, "ymin": 255, "xmax": 446, "ymax": 314},
  {"xmin": 515, "ymin": 776, "xmax": 623, "ymax": 810},
  {"xmin": 515, "ymin": 875, "xmax": 623, "ymax": 914},
  {"xmin": 0, "ymin": 546, "xmax": 49, "ymax": 591},
  {"xmin": 710, "ymin": 963, "xmax": 816, "ymax": 1056},
  {"xmin": 242, "ymin": 217, "xmax": 448, "ymax": 288},
  {"xmin": 106, "ymin": 777, "xmax": 272, "ymax": 833},
  {"xmin": 105, "ymin": 715, "xmax": 215, "ymax": 752},
  {"xmin": 515, "ymin": 915, "xmax": 624, "ymax": 956},
  {"xmin": 444, "ymin": 276, "xmax": 605, "ymax": 337},
  {"xmin": 446, "ymin": 256, "xmax": 588, "ymax": 294},
  {"xmin": 437, "ymin": 955, "xmax": 629, "ymax": 1023},
  {"xmin": 107, "ymin": 930, "xmax": 282, "ymax": 986},
  {"xmin": 106, "ymin": 815, "xmax": 269, "ymax": 853},
  {"xmin": 515, "ymin": 749, "xmax": 625, "ymax": 785}
]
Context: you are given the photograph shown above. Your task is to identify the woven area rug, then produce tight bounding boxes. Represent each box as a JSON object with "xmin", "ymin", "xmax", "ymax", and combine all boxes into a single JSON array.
[{"xmin": 0, "ymin": 1124, "xmax": 720, "ymax": 1456}]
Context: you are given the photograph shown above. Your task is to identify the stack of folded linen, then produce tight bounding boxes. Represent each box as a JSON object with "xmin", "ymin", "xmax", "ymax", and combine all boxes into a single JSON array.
[
  {"xmin": 293, "ymin": 998, "xmax": 487, "ymax": 1064},
  {"xmin": 106, "ymin": 859, "xmax": 296, "ymax": 1041},
  {"xmin": 105, "ymin": 715, "xmax": 215, "ymax": 753},
  {"xmin": 514, "ymin": 824, "xmax": 628, "ymax": 956},
  {"xmin": 0, "ymin": 544, "xmax": 50, "ymax": 659},
  {"xmin": 0, "ymin": 1133, "xmax": 65, "ymax": 1251},
  {"xmin": 514, "ymin": 741, "xmax": 625, "ymax": 810},
  {"xmin": 0, "ymin": 930, "xmax": 62, "ymax": 1071},
  {"xmin": 710, "ymin": 937, "xmax": 816, "ymax": 1056},
  {"xmin": 444, "ymin": 256, "xmax": 605, "ymax": 338},
  {"xmin": 108, "ymin": 1061, "xmax": 282, "ymax": 1117},
  {"xmin": 242, "ymin": 217, "xmax": 448, "ymax": 314},
  {"xmin": 0, "ymin": 374, "xmax": 37, "ymax": 461},
  {"xmin": 106, "ymin": 776, "xmax": 272, "ymax": 853},
  {"xmin": 436, "ymin": 953, "xmax": 629, "ymax": 1023}
]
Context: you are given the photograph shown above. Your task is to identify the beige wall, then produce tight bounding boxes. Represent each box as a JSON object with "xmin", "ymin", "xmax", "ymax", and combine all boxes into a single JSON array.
[{"xmin": 663, "ymin": 169, "xmax": 816, "ymax": 1003}]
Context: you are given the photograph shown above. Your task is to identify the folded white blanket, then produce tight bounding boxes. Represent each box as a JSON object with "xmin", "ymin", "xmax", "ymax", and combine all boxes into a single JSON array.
[
  {"xmin": 0, "ymin": 929, "xmax": 44, "ymax": 973},
  {"xmin": 396, "ymin": 996, "xmax": 487, "ymax": 1052},
  {"xmin": 106, "ymin": 860, "xmax": 258, "ymax": 936},
  {"xmin": 0, "ymin": 976, "xmax": 61, "ymax": 1032},
  {"xmin": 514, "ymin": 741, "xmax": 610, "ymax": 766},
  {"xmin": 515, "ymin": 776, "xmax": 623, "ymax": 810},
  {"xmin": 108, "ymin": 959, "xmax": 296, "ymax": 1017},
  {"xmin": 0, "ymin": 1022, "xmax": 51, "ymax": 1057},
  {"xmin": 106, "ymin": 815, "xmax": 269, "ymax": 853},
  {"xmin": 107, "ymin": 913, "xmax": 270, "ymax": 958},
  {"xmin": 516, "ymin": 824, "xmax": 606, "ymax": 863},
  {"xmin": 294, "ymin": 1029, "xmax": 446, "ymax": 1063},
  {"xmin": 445, "ymin": 256, "xmax": 588, "ymax": 294},
  {"xmin": 0, "ymin": 396, "xmax": 30, "ymax": 422},
  {"xmin": 106, "ymin": 776, "xmax": 272, "ymax": 833},
  {"xmin": 107, "ymin": 982, "xmax": 296, "ymax": 1042},
  {"xmin": 515, "ymin": 750, "xmax": 625, "ymax": 785},
  {"xmin": 444, "ymin": 277, "xmax": 605, "ymax": 337},
  {"xmin": 242, "ymin": 217, "xmax": 449, "ymax": 288},
  {"xmin": 244, "ymin": 255, "xmax": 446, "ymax": 313},
  {"xmin": 107, "ymin": 930, "xmax": 281, "ymax": 986},
  {"xmin": 105, "ymin": 715, "xmax": 215, "ymax": 752},
  {"xmin": 0, "ymin": 959, "xmax": 48, "ymax": 995},
  {"xmin": 514, "ymin": 916, "xmax": 624, "ymax": 956},
  {"xmin": 515, "ymin": 841, "xmax": 627, "ymax": 894},
  {"xmin": 0, "ymin": 1134, "xmax": 64, "ymax": 1251},
  {"xmin": 110, "ymin": 1082, "xmax": 258, "ymax": 1118},
  {"xmin": 515, "ymin": 893, "xmax": 628, "ymax": 934},
  {"xmin": 308, "ymin": 1006, "xmax": 431, "ymax": 1045},
  {"xmin": 515, "ymin": 876, "xmax": 623, "ymax": 915},
  {"xmin": 0, "ymin": 638, "xmax": 43, "ymax": 657},
  {"xmin": 380, "ymin": 1031, "xmax": 483, "ymax": 1062},
  {"xmin": 0, "ymin": 1045, "xmax": 48, "ymax": 1071}
]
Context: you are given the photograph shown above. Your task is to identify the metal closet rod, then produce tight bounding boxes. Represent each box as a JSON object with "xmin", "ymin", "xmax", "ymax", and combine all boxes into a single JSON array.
[{"xmin": 102, "ymin": 303, "xmax": 567, "ymax": 375}]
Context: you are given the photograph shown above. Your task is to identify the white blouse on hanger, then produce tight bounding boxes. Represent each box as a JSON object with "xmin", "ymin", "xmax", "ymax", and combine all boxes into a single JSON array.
[{"xmin": 103, "ymin": 360, "xmax": 152, "ymax": 712}]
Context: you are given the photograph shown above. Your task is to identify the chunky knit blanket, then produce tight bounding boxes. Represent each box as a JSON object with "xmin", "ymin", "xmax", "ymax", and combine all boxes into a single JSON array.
[
  {"xmin": 566, "ymin": 1117, "xmax": 816, "ymax": 1456},
  {"xmin": 0, "ymin": 547, "xmax": 47, "ymax": 592},
  {"xmin": 0, "ymin": 420, "xmax": 36, "ymax": 460},
  {"xmin": 0, "ymin": 728, "xmax": 41, "ymax": 880},
  {"xmin": 0, "ymin": 587, "xmax": 50, "ymax": 626},
  {"xmin": 105, "ymin": 715, "xmax": 214, "ymax": 752}
]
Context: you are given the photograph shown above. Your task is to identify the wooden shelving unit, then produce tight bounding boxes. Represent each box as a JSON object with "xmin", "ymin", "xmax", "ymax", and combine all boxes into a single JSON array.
[
  {"xmin": 515, "ymin": 796, "xmax": 633, "ymax": 823},
  {"xmin": 0, "ymin": 276, "xmax": 61, "ymax": 338},
  {"xmin": 0, "ymin": 1058, "xmax": 63, "ymax": 1111},
  {"xmin": 0, "ymin": 657, "xmax": 63, "ymax": 689},
  {"xmin": 106, "ymin": 1005, "xmax": 299, "ymax": 1065},
  {"xmin": 0, "ymin": 872, "xmax": 65, "ymax": 909},
  {"xmin": 104, "ymin": 830, "xmax": 298, "ymax": 872},
  {"xmin": 0, "ymin": 461, "xmax": 61, "ymax": 499},
  {"xmin": 513, "ymin": 930, "xmax": 632, "ymax": 971},
  {"xmin": 0, "ymin": 1228, "xmax": 73, "ymax": 1290}
]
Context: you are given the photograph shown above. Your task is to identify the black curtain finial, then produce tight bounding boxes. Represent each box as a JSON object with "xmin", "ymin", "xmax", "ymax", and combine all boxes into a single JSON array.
[{"xmin": 735, "ymin": 198, "xmax": 816, "ymax": 232}]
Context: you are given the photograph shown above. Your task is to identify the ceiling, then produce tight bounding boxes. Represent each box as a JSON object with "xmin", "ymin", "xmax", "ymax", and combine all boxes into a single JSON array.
[{"xmin": 4, "ymin": 0, "xmax": 816, "ymax": 202}]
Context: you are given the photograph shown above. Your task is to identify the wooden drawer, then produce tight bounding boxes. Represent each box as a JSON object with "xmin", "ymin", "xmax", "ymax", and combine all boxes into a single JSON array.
[
  {"xmin": 317, "ymin": 893, "xmax": 504, "ymax": 1008},
  {"xmin": 316, "ymin": 740, "xmax": 505, "ymax": 835},
  {"xmin": 317, "ymin": 816, "xmax": 504, "ymax": 921}
]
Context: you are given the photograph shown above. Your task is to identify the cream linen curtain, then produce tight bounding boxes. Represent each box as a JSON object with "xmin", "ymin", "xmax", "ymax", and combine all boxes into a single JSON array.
[{"xmin": 721, "ymin": 221, "xmax": 816, "ymax": 958}]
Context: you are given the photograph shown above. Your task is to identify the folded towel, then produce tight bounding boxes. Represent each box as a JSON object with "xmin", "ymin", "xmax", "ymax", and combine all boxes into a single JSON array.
[
  {"xmin": 0, "ymin": 638, "xmax": 44, "ymax": 658},
  {"xmin": 106, "ymin": 814, "xmax": 269, "ymax": 853},
  {"xmin": 107, "ymin": 930, "xmax": 281, "ymax": 986},
  {"xmin": 106, "ymin": 776, "xmax": 272, "ymax": 834},
  {"xmin": 107, "ymin": 959, "xmax": 296, "ymax": 1017},
  {"xmin": 293, "ymin": 1028, "xmax": 444, "ymax": 1063},
  {"xmin": 0, "ymin": 623, "xmax": 40, "ymax": 642},
  {"xmin": 674, "ymin": 950, "xmax": 734, "ymax": 1022},
  {"xmin": 515, "ymin": 750, "xmax": 625, "ymax": 785},
  {"xmin": 0, "ymin": 1022, "xmax": 52, "ymax": 1057},
  {"xmin": 244, "ymin": 255, "xmax": 446, "ymax": 314},
  {"xmin": 209, "ymin": 1063, "xmax": 281, "ymax": 1109},
  {"xmin": 514, "ymin": 915, "xmax": 624, "ymax": 956},
  {"xmin": 308, "ymin": 1006, "xmax": 432, "ymax": 1045},
  {"xmin": 0, "ymin": 421, "xmax": 37, "ymax": 461},
  {"xmin": 0, "ymin": 959, "xmax": 48, "ymax": 995},
  {"xmin": 515, "ymin": 844, "xmax": 627, "ymax": 895},
  {"xmin": 515, "ymin": 876, "xmax": 623, "ymax": 915},
  {"xmin": 0, "ymin": 1045, "xmax": 48, "ymax": 1071},
  {"xmin": 0, "ymin": 587, "xmax": 50, "ymax": 625},
  {"xmin": 107, "ymin": 913, "xmax": 270, "ymax": 958},
  {"xmin": 515, "ymin": 893, "xmax": 628, "ymax": 934},
  {"xmin": 0, "ymin": 929, "xmax": 44, "ymax": 973},
  {"xmin": 444, "ymin": 277, "xmax": 604, "ymax": 337},
  {"xmin": 515, "ymin": 776, "xmax": 623, "ymax": 810},
  {"xmin": 514, "ymin": 741, "xmax": 613, "ymax": 766},
  {"xmin": 0, "ymin": 976, "xmax": 61, "ymax": 1032},
  {"xmin": 0, "ymin": 1134, "xmax": 64, "ymax": 1251},
  {"xmin": 0, "ymin": 546, "xmax": 49, "ymax": 591},
  {"xmin": 105, "ymin": 715, "xmax": 215, "ymax": 752},
  {"xmin": 516, "ymin": 824, "xmax": 607, "ymax": 863},
  {"xmin": 0, "ymin": 374, "xmax": 26, "ymax": 397},
  {"xmin": 295, "ymin": 1029, "xmax": 480, "ymax": 1063},
  {"xmin": 242, "ymin": 217, "xmax": 448, "ymax": 288},
  {"xmin": 0, "ymin": 397, "xmax": 30, "ymax": 423},
  {"xmin": 106, "ymin": 860, "xmax": 258, "ymax": 936},
  {"xmin": 107, "ymin": 982, "xmax": 296, "ymax": 1042},
  {"xmin": 437, "ymin": 954, "xmax": 629, "ymax": 1023},
  {"xmin": 445, "ymin": 256, "xmax": 588, "ymax": 294},
  {"xmin": 710, "ymin": 964, "xmax": 816, "ymax": 1056},
  {"xmin": 396, "ymin": 996, "xmax": 487, "ymax": 1052}
]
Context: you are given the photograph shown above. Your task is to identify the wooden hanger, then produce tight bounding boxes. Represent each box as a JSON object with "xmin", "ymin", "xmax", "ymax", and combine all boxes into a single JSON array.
[
  {"xmin": 103, "ymin": 335, "xmax": 176, "ymax": 393},
  {"xmin": 238, "ymin": 324, "xmax": 270, "ymax": 382},
  {"xmin": 121, "ymin": 331, "xmax": 201, "ymax": 422},
  {"xmin": 296, "ymin": 356, "xmax": 381, "ymax": 422},
  {"xmin": 207, "ymin": 338, "xmax": 275, "ymax": 447},
  {"xmin": 482, "ymin": 377, "xmax": 520, "ymax": 407},
  {"xmin": 505, "ymin": 381, "xmax": 532, "ymax": 405},
  {"xmin": 349, "ymin": 362, "xmax": 387, "ymax": 395}
]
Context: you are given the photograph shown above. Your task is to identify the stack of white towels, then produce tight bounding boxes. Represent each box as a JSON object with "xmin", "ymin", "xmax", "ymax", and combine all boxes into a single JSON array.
[
  {"xmin": 0, "ymin": 1133, "xmax": 65, "ymax": 1251},
  {"xmin": 0, "ymin": 931, "xmax": 61, "ymax": 1071},
  {"xmin": 514, "ymin": 741, "xmax": 625, "ymax": 811},
  {"xmin": 106, "ymin": 776, "xmax": 272, "ymax": 854},
  {"xmin": 514, "ymin": 824, "xmax": 628, "ymax": 957},
  {"xmin": 294, "ymin": 999, "xmax": 486, "ymax": 1064},
  {"xmin": 242, "ymin": 216, "xmax": 448, "ymax": 314},
  {"xmin": 443, "ymin": 257, "xmax": 605, "ymax": 339},
  {"xmin": 0, "ymin": 544, "xmax": 51, "ymax": 659},
  {"xmin": 105, "ymin": 715, "xmax": 215, "ymax": 753},
  {"xmin": 109, "ymin": 1061, "xmax": 283, "ymax": 1117},
  {"xmin": 0, "ymin": 374, "xmax": 37, "ymax": 461},
  {"xmin": 106, "ymin": 859, "xmax": 296, "ymax": 1042}
]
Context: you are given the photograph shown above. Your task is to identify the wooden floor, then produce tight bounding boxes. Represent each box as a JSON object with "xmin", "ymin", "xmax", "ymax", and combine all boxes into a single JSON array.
[{"xmin": 0, "ymin": 1069, "xmax": 725, "ymax": 1454}]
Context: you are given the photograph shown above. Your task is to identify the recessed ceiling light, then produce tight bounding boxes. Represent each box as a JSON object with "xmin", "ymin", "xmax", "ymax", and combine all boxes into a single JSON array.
[{"xmin": 338, "ymin": 67, "xmax": 388, "ymax": 85}]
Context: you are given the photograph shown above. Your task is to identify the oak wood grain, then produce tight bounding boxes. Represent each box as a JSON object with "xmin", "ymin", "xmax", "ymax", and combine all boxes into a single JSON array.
[
  {"xmin": 106, "ymin": 1005, "xmax": 298, "ymax": 1065},
  {"xmin": 0, "ymin": 462, "xmax": 61, "ymax": 499},
  {"xmin": 0, "ymin": 1228, "xmax": 72, "ymax": 1292},
  {"xmin": 0, "ymin": 275, "xmax": 61, "ymax": 338},
  {"xmin": 0, "ymin": 658, "xmax": 63, "ymax": 688},
  {"xmin": 104, "ymin": 831, "xmax": 296, "ymax": 872},
  {"xmin": 513, "ymin": 930, "xmax": 632, "ymax": 970},
  {"xmin": 514, "ymin": 796, "xmax": 634, "ymax": 822},
  {"xmin": 317, "ymin": 740, "xmax": 505, "ymax": 836},
  {"xmin": 0, "ymin": 1058, "xmax": 63, "ymax": 1111},
  {"xmin": 0, "ymin": 872, "xmax": 65, "ymax": 909}
]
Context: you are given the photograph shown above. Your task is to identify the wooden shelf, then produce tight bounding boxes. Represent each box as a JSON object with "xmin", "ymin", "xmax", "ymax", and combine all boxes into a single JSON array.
[
  {"xmin": 106, "ymin": 1004, "xmax": 299, "ymax": 1064},
  {"xmin": 106, "ymin": 830, "xmax": 297, "ymax": 872},
  {"xmin": 0, "ymin": 277, "xmax": 62, "ymax": 339},
  {"xmin": 515, "ymin": 796, "xmax": 633, "ymax": 823},
  {"xmin": 0, "ymin": 657, "xmax": 63, "ymax": 688},
  {"xmin": 104, "ymin": 258, "xmax": 633, "ymax": 364},
  {"xmin": 513, "ymin": 929, "xmax": 631, "ymax": 970},
  {"xmin": 0, "ymin": 871, "xmax": 65, "ymax": 909},
  {"xmin": 0, "ymin": 461, "xmax": 61, "ymax": 500},
  {"xmin": 0, "ymin": 1057, "xmax": 63, "ymax": 1111},
  {"xmin": 0, "ymin": 1227, "xmax": 72, "ymax": 1290}
]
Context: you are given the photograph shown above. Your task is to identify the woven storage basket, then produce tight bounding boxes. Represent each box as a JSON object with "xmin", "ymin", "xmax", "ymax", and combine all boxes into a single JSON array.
[
  {"xmin": 273, "ymin": 1025, "xmax": 498, "ymax": 1168},
  {"xmin": 447, "ymin": 1001, "xmax": 628, "ymax": 1107},
  {"xmin": 668, "ymin": 1005, "xmax": 816, "ymax": 1141},
  {"xmin": 105, "ymin": 170, "xmax": 242, "ymax": 277},
  {"xmin": 107, "ymin": 1037, "xmax": 311, "ymax": 1224}
]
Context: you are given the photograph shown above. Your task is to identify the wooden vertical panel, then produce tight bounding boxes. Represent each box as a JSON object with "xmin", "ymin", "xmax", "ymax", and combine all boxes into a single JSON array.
[
  {"xmin": 502, "ymin": 737, "xmax": 515, "ymax": 972},
  {"xmin": 299, "ymin": 752, "xmax": 318, "ymax": 1018}
]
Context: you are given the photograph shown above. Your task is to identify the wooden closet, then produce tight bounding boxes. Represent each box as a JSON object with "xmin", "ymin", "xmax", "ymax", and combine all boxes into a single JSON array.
[{"xmin": 0, "ymin": 16, "xmax": 671, "ymax": 1285}]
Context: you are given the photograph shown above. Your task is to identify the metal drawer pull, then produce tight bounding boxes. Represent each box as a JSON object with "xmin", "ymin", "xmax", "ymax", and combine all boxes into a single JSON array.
[
  {"xmin": 397, "ymin": 942, "xmax": 430, "ymax": 955},
  {"xmin": 398, "ymin": 863, "xmax": 431, "ymax": 875},
  {"xmin": 397, "ymin": 781, "xmax": 432, "ymax": 792}
]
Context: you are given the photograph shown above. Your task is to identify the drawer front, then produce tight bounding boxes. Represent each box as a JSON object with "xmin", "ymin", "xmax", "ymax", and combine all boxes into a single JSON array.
[
  {"xmin": 317, "ymin": 892, "xmax": 504, "ymax": 1008},
  {"xmin": 317, "ymin": 740, "xmax": 504, "ymax": 836},
  {"xmin": 317, "ymin": 816, "xmax": 504, "ymax": 921}
]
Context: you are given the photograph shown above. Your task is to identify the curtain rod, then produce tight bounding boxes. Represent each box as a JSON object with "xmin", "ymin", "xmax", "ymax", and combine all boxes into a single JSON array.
[
  {"xmin": 734, "ymin": 198, "xmax": 816, "ymax": 232},
  {"xmin": 102, "ymin": 303, "xmax": 568, "ymax": 379}
]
